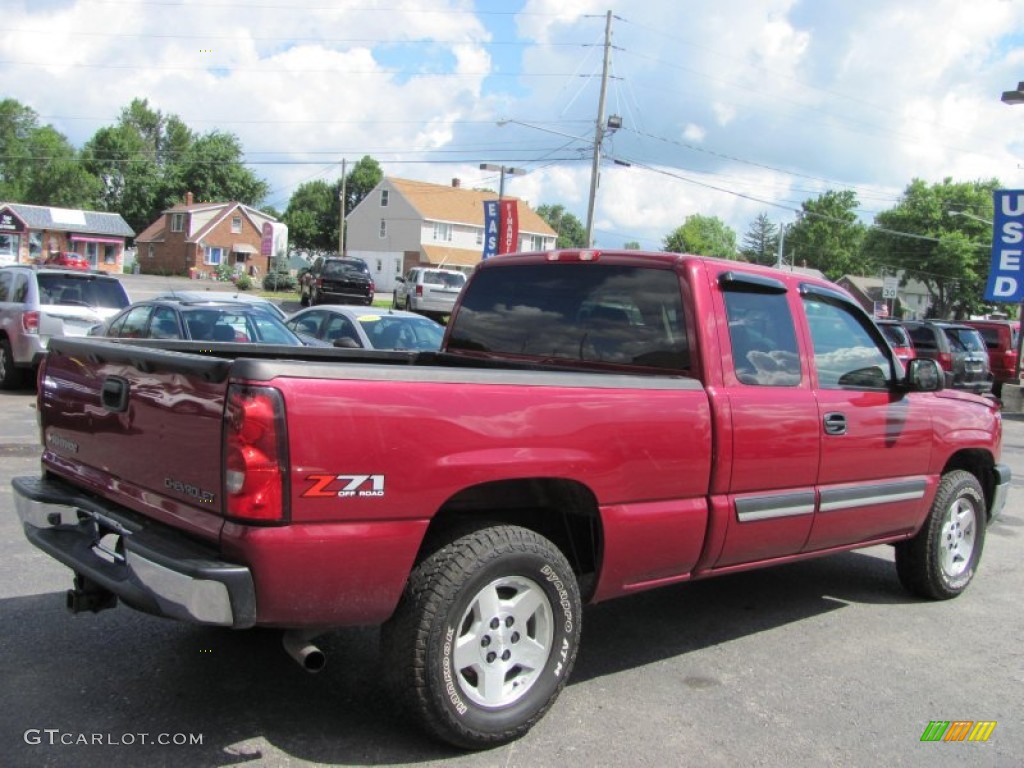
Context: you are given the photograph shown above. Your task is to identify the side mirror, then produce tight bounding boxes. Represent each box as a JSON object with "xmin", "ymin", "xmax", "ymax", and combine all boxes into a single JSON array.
[
  {"xmin": 395, "ymin": 276, "xmax": 405, "ymax": 283},
  {"xmin": 903, "ymin": 358, "xmax": 944, "ymax": 392}
]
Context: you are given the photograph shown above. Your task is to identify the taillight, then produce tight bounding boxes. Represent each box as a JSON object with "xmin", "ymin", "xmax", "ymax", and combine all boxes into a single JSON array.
[
  {"xmin": 415, "ymin": 285, "xmax": 424, "ymax": 297},
  {"xmin": 223, "ymin": 385, "xmax": 288, "ymax": 522},
  {"xmin": 368, "ymin": 279, "xmax": 375, "ymax": 293},
  {"xmin": 22, "ymin": 310, "xmax": 39, "ymax": 334},
  {"xmin": 1003, "ymin": 350, "xmax": 1017, "ymax": 370},
  {"xmin": 315, "ymin": 277, "xmax": 323, "ymax": 288},
  {"xmin": 937, "ymin": 352, "xmax": 953, "ymax": 372}
]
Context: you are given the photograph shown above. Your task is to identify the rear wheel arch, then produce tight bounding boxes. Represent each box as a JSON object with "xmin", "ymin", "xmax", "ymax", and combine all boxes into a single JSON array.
[{"xmin": 416, "ymin": 478, "xmax": 603, "ymax": 602}]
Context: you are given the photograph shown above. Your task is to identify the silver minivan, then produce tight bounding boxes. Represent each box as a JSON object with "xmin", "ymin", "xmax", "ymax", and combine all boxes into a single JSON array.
[{"xmin": 392, "ymin": 267, "xmax": 467, "ymax": 319}]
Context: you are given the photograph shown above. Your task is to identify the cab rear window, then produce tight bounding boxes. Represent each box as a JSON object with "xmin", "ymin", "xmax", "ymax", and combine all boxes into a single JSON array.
[{"xmin": 447, "ymin": 263, "xmax": 689, "ymax": 371}]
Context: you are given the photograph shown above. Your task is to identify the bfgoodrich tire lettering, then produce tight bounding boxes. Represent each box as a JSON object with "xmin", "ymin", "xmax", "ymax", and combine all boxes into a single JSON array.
[
  {"xmin": 381, "ymin": 525, "xmax": 581, "ymax": 750},
  {"xmin": 895, "ymin": 469, "xmax": 986, "ymax": 600}
]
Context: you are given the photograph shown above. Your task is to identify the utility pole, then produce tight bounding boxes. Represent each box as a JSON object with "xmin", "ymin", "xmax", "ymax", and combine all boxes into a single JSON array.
[
  {"xmin": 338, "ymin": 158, "xmax": 347, "ymax": 256},
  {"xmin": 585, "ymin": 10, "xmax": 613, "ymax": 248}
]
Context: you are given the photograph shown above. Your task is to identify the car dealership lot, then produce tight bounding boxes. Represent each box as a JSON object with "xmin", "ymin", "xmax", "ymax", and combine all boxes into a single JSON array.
[{"xmin": 0, "ymin": 387, "xmax": 1021, "ymax": 767}]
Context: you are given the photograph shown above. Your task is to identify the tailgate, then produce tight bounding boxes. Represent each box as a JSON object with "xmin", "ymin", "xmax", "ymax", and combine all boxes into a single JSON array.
[{"xmin": 39, "ymin": 338, "xmax": 233, "ymax": 539}]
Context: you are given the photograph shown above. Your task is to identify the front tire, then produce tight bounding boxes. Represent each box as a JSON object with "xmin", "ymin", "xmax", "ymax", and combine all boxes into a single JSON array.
[
  {"xmin": 382, "ymin": 525, "xmax": 581, "ymax": 750},
  {"xmin": 895, "ymin": 470, "xmax": 986, "ymax": 600}
]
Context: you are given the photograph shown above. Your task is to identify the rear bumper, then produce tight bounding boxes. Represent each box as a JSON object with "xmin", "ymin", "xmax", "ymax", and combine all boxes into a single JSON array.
[{"xmin": 13, "ymin": 474, "xmax": 256, "ymax": 628}]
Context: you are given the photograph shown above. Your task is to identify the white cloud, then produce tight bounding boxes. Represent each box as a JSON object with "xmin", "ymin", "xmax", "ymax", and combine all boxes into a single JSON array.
[{"xmin": 1, "ymin": 0, "xmax": 1023, "ymax": 247}]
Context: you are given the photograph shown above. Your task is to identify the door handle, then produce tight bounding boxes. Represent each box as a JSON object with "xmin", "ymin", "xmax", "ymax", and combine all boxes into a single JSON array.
[{"xmin": 823, "ymin": 412, "xmax": 847, "ymax": 435}]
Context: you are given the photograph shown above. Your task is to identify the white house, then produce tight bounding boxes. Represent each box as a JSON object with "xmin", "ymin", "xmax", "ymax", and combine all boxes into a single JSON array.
[{"xmin": 345, "ymin": 177, "xmax": 558, "ymax": 292}]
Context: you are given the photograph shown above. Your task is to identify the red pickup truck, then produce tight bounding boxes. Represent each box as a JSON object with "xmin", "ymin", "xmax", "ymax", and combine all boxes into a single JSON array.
[{"xmin": 13, "ymin": 250, "xmax": 1010, "ymax": 749}]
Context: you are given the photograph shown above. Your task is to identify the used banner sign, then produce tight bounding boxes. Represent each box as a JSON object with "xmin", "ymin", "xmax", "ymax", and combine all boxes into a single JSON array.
[{"xmin": 984, "ymin": 189, "xmax": 1024, "ymax": 302}]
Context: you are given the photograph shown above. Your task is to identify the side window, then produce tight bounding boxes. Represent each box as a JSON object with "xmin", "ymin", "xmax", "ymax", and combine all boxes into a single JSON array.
[
  {"xmin": 11, "ymin": 273, "xmax": 28, "ymax": 302},
  {"xmin": 116, "ymin": 306, "xmax": 153, "ymax": 338},
  {"xmin": 149, "ymin": 307, "xmax": 181, "ymax": 339},
  {"xmin": 0, "ymin": 272, "xmax": 11, "ymax": 302},
  {"xmin": 803, "ymin": 296, "xmax": 892, "ymax": 389},
  {"xmin": 723, "ymin": 289, "xmax": 801, "ymax": 386},
  {"xmin": 324, "ymin": 314, "xmax": 360, "ymax": 345},
  {"xmin": 288, "ymin": 310, "xmax": 324, "ymax": 337}
]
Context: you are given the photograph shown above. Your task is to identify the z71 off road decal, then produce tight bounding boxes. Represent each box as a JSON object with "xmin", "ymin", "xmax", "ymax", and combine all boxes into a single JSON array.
[{"xmin": 301, "ymin": 474, "xmax": 385, "ymax": 498}]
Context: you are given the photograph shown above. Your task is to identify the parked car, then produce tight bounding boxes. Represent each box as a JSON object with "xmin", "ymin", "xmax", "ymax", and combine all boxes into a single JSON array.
[
  {"xmin": 41, "ymin": 252, "xmax": 90, "ymax": 271},
  {"xmin": 960, "ymin": 319, "xmax": 1019, "ymax": 397},
  {"xmin": 91, "ymin": 298, "xmax": 306, "ymax": 345},
  {"xmin": 299, "ymin": 256, "xmax": 374, "ymax": 306},
  {"xmin": 876, "ymin": 319, "xmax": 915, "ymax": 367},
  {"xmin": 392, "ymin": 267, "xmax": 466, "ymax": 319},
  {"xmin": 153, "ymin": 290, "xmax": 287, "ymax": 320},
  {"xmin": 285, "ymin": 306, "xmax": 445, "ymax": 350},
  {"xmin": 0, "ymin": 265, "xmax": 130, "ymax": 388},
  {"xmin": 901, "ymin": 320, "xmax": 993, "ymax": 394}
]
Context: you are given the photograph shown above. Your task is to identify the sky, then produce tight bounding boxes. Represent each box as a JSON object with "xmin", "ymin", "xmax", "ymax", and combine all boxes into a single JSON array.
[{"xmin": 4, "ymin": 0, "xmax": 1024, "ymax": 250}]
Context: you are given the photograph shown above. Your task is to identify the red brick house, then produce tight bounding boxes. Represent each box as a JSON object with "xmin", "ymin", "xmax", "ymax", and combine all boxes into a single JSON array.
[{"xmin": 135, "ymin": 193, "xmax": 282, "ymax": 278}]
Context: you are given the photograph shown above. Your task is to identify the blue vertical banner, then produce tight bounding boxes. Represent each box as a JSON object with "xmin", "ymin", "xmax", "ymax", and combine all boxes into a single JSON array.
[
  {"xmin": 482, "ymin": 200, "xmax": 499, "ymax": 260},
  {"xmin": 984, "ymin": 189, "xmax": 1024, "ymax": 302}
]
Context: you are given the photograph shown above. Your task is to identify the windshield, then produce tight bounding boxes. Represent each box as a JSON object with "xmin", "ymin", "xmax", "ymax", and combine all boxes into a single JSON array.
[
  {"xmin": 879, "ymin": 323, "xmax": 910, "ymax": 348},
  {"xmin": 323, "ymin": 260, "xmax": 368, "ymax": 278},
  {"xmin": 38, "ymin": 275, "xmax": 130, "ymax": 310},
  {"xmin": 181, "ymin": 307, "xmax": 301, "ymax": 344},
  {"xmin": 946, "ymin": 328, "xmax": 986, "ymax": 353},
  {"xmin": 358, "ymin": 314, "xmax": 444, "ymax": 350},
  {"xmin": 447, "ymin": 263, "xmax": 689, "ymax": 371}
]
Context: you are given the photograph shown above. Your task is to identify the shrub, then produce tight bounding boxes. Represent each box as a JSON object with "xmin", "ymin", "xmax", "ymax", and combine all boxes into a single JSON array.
[
  {"xmin": 263, "ymin": 271, "xmax": 297, "ymax": 292},
  {"xmin": 234, "ymin": 274, "xmax": 253, "ymax": 291}
]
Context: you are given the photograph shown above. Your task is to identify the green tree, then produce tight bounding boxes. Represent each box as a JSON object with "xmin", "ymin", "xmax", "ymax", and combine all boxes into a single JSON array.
[
  {"xmin": 783, "ymin": 190, "xmax": 867, "ymax": 280},
  {"xmin": 740, "ymin": 212, "xmax": 779, "ymax": 265},
  {"xmin": 284, "ymin": 180, "xmax": 337, "ymax": 252},
  {"xmin": 536, "ymin": 204, "xmax": 587, "ymax": 248},
  {"xmin": 23, "ymin": 126, "xmax": 99, "ymax": 207},
  {"xmin": 863, "ymin": 177, "xmax": 999, "ymax": 318},
  {"xmin": 623, "ymin": 240, "xmax": 641, "ymax": 250},
  {"xmin": 0, "ymin": 99, "xmax": 39, "ymax": 200},
  {"xmin": 343, "ymin": 155, "xmax": 383, "ymax": 212},
  {"xmin": 81, "ymin": 124, "xmax": 160, "ymax": 233},
  {"xmin": 161, "ymin": 131, "xmax": 268, "ymax": 209},
  {"xmin": 663, "ymin": 214, "xmax": 737, "ymax": 258},
  {"xmin": 0, "ymin": 99, "xmax": 97, "ymax": 207}
]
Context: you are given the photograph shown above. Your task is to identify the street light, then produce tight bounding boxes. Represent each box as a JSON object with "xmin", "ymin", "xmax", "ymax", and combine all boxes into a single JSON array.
[
  {"xmin": 479, "ymin": 163, "xmax": 524, "ymax": 199},
  {"xmin": 948, "ymin": 210, "xmax": 993, "ymax": 225},
  {"xmin": 1001, "ymin": 81, "xmax": 1024, "ymax": 105}
]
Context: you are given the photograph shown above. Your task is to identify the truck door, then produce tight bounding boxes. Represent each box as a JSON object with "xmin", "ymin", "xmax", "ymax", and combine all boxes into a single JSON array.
[
  {"xmin": 799, "ymin": 284, "xmax": 933, "ymax": 550},
  {"xmin": 712, "ymin": 272, "xmax": 820, "ymax": 567}
]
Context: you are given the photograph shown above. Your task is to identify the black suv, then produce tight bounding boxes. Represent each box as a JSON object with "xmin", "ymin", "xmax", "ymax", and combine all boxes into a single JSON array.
[
  {"xmin": 902, "ymin": 321, "xmax": 993, "ymax": 395},
  {"xmin": 299, "ymin": 256, "xmax": 374, "ymax": 306}
]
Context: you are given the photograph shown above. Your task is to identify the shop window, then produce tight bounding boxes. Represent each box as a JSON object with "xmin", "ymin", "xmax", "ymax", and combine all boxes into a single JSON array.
[
  {"xmin": 104, "ymin": 244, "xmax": 118, "ymax": 264},
  {"xmin": 28, "ymin": 232, "xmax": 42, "ymax": 261}
]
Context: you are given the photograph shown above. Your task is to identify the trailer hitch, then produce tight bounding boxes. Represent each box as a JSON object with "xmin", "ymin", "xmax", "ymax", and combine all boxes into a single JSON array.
[{"xmin": 66, "ymin": 573, "xmax": 117, "ymax": 614}]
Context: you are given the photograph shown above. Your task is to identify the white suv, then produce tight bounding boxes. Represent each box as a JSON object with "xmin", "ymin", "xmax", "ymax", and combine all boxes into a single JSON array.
[
  {"xmin": 0, "ymin": 266, "xmax": 131, "ymax": 388},
  {"xmin": 392, "ymin": 267, "xmax": 467, "ymax": 319}
]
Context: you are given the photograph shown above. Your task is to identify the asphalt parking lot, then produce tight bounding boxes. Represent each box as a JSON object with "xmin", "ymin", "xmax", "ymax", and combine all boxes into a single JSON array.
[{"xmin": 0, "ymin": 384, "xmax": 1021, "ymax": 767}]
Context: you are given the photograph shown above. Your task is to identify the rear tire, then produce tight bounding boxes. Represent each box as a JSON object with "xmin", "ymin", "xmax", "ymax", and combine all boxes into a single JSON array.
[
  {"xmin": 0, "ymin": 338, "xmax": 25, "ymax": 390},
  {"xmin": 381, "ymin": 525, "xmax": 581, "ymax": 750},
  {"xmin": 895, "ymin": 470, "xmax": 986, "ymax": 599}
]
